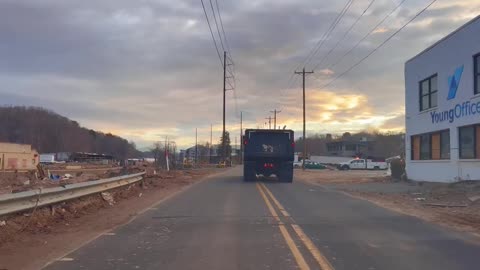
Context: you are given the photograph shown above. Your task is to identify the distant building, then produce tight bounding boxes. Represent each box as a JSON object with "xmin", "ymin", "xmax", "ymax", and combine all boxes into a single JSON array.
[
  {"xmin": 0, "ymin": 142, "xmax": 39, "ymax": 170},
  {"xmin": 181, "ymin": 144, "xmax": 222, "ymax": 163},
  {"xmin": 69, "ymin": 152, "xmax": 114, "ymax": 164},
  {"xmin": 326, "ymin": 139, "xmax": 375, "ymax": 157}
]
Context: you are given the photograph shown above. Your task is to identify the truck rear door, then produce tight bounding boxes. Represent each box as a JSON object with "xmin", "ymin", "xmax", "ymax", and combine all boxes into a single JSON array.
[{"xmin": 244, "ymin": 130, "xmax": 294, "ymax": 160}]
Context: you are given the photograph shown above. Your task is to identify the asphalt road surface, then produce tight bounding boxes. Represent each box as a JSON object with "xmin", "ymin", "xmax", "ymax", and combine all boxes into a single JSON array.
[{"xmin": 45, "ymin": 167, "xmax": 480, "ymax": 270}]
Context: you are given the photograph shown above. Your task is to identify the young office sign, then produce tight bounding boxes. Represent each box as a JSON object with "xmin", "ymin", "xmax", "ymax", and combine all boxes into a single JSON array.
[{"xmin": 429, "ymin": 65, "xmax": 480, "ymax": 124}]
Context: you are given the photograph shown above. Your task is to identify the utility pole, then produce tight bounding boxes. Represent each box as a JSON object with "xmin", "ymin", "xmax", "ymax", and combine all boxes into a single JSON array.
[
  {"xmin": 265, "ymin": 116, "xmax": 272, "ymax": 129},
  {"xmin": 210, "ymin": 124, "xmax": 213, "ymax": 164},
  {"xmin": 240, "ymin": 111, "xmax": 243, "ymax": 164},
  {"xmin": 270, "ymin": 109, "xmax": 281, "ymax": 130},
  {"xmin": 195, "ymin": 128, "xmax": 198, "ymax": 166},
  {"xmin": 222, "ymin": 51, "xmax": 227, "ymax": 161},
  {"xmin": 295, "ymin": 67, "xmax": 314, "ymax": 170},
  {"xmin": 165, "ymin": 136, "xmax": 170, "ymax": 171}
]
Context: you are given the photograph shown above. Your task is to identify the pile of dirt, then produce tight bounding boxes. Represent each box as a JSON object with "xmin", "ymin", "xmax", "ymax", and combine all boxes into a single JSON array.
[
  {"xmin": 44, "ymin": 163, "xmax": 118, "ymax": 170},
  {"xmin": 295, "ymin": 169, "xmax": 389, "ymax": 184}
]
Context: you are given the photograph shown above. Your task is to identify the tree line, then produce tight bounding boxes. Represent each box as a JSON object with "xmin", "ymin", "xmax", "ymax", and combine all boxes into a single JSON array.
[{"xmin": 0, "ymin": 106, "xmax": 141, "ymax": 159}]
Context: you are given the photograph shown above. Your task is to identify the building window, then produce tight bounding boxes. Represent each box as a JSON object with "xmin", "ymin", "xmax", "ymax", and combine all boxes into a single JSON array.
[
  {"xmin": 459, "ymin": 125, "xmax": 480, "ymax": 159},
  {"xmin": 346, "ymin": 144, "xmax": 356, "ymax": 151},
  {"xmin": 420, "ymin": 134, "xmax": 431, "ymax": 160},
  {"xmin": 419, "ymin": 74, "xmax": 438, "ymax": 111},
  {"xmin": 411, "ymin": 129, "xmax": 450, "ymax": 160},
  {"xmin": 475, "ymin": 53, "xmax": 480, "ymax": 94},
  {"xmin": 440, "ymin": 130, "xmax": 450, "ymax": 159}
]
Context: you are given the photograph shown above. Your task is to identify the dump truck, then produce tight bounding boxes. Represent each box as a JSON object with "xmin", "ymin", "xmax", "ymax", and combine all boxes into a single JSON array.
[{"xmin": 243, "ymin": 129, "xmax": 295, "ymax": 182}]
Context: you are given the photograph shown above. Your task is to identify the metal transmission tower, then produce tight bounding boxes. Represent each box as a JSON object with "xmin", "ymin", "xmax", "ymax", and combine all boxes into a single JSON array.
[{"xmin": 294, "ymin": 68, "xmax": 314, "ymax": 170}]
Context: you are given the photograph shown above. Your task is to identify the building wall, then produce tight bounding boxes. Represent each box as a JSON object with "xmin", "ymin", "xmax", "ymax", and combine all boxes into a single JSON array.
[
  {"xmin": 0, "ymin": 142, "xmax": 39, "ymax": 170},
  {"xmin": 405, "ymin": 16, "xmax": 480, "ymax": 182}
]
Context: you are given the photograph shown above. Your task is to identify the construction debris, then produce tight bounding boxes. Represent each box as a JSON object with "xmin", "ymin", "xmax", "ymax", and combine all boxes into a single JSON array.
[
  {"xmin": 468, "ymin": 195, "xmax": 480, "ymax": 203},
  {"xmin": 100, "ymin": 192, "xmax": 115, "ymax": 206}
]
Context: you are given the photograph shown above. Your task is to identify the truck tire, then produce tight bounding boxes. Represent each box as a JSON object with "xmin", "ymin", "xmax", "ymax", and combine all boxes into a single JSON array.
[
  {"xmin": 341, "ymin": 165, "xmax": 350, "ymax": 170},
  {"xmin": 243, "ymin": 163, "xmax": 256, "ymax": 182},
  {"xmin": 278, "ymin": 163, "xmax": 293, "ymax": 183},
  {"xmin": 373, "ymin": 166, "xmax": 380, "ymax": 170}
]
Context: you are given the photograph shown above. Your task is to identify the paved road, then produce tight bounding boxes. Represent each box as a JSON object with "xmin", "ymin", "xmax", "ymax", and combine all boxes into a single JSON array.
[{"xmin": 45, "ymin": 167, "xmax": 480, "ymax": 270}]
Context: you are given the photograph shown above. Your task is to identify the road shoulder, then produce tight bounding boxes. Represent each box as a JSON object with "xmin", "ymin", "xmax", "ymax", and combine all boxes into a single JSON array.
[
  {"xmin": 295, "ymin": 169, "xmax": 480, "ymax": 239},
  {"xmin": 0, "ymin": 168, "xmax": 229, "ymax": 270}
]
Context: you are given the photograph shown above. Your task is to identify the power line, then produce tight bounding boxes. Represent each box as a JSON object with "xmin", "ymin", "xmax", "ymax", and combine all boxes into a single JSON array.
[
  {"xmin": 214, "ymin": 0, "xmax": 232, "ymax": 58},
  {"xmin": 200, "ymin": 0, "xmax": 223, "ymax": 68},
  {"xmin": 213, "ymin": 0, "xmax": 236, "ymax": 89},
  {"xmin": 303, "ymin": 0, "xmax": 355, "ymax": 68},
  {"xmin": 321, "ymin": 0, "xmax": 438, "ymax": 89},
  {"xmin": 209, "ymin": 0, "xmax": 225, "ymax": 52},
  {"xmin": 312, "ymin": 0, "xmax": 375, "ymax": 71},
  {"xmin": 328, "ymin": 0, "xmax": 407, "ymax": 70},
  {"xmin": 283, "ymin": 0, "xmax": 354, "ymax": 91},
  {"xmin": 212, "ymin": 0, "xmax": 237, "ymax": 111}
]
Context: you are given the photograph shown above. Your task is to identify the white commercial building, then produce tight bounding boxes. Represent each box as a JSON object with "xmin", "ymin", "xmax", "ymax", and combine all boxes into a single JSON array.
[{"xmin": 405, "ymin": 15, "xmax": 480, "ymax": 182}]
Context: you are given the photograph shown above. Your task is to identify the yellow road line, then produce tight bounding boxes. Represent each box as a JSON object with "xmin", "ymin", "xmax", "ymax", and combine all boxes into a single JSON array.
[
  {"xmin": 260, "ymin": 183, "xmax": 291, "ymax": 217},
  {"xmin": 260, "ymin": 183, "xmax": 335, "ymax": 270},
  {"xmin": 291, "ymin": 224, "xmax": 335, "ymax": 270},
  {"xmin": 256, "ymin": 183, "xmax": 310, "ymax": 270}
]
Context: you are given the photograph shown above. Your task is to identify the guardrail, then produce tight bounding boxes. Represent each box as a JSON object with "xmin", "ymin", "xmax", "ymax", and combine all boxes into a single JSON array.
[{"xmin": 0, "ymin": 172, "xmax": 145, "ymax": 217}]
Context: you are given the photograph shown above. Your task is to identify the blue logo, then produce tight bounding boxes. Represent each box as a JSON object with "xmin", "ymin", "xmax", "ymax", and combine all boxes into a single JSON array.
[{"xmin": 447, "ymin": 65, "xmax": 464, "ymax": 100}]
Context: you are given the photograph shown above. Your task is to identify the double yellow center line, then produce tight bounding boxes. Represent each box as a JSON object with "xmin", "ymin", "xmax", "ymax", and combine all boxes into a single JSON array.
[{"xmin": 256, "ymin": 183, "xmax": 334, "ymax": 270}]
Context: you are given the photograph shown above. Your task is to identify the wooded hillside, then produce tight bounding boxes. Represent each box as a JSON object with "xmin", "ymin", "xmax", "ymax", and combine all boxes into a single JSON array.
[{"xmin": 0, "ymin": 106, "xmax": 141, "ymax": 159}]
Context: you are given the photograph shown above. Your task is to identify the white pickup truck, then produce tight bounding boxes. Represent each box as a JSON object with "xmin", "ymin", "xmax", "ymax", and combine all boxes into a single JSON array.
[{"xmin": 338, "ymin": 159, "xmax": 387, "ymax": 170}]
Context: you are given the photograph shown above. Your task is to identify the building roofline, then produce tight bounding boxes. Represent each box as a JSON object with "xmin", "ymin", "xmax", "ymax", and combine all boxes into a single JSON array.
[{"xmin": 406, "ymin": 15, "xmax": 480, "ymax": 64}]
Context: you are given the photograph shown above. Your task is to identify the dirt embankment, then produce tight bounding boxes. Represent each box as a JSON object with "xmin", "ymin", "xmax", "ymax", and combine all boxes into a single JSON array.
[
  {"xmin": 0, "ymin": 167, "xmax": 220, "ymax": 270},
  {"xmin": 0, "ymin": 164, "xmax": 141, "ymax": 195},
  {"xmin": 296, "ymin": 169, "xmax": 480, "ymax": 237},
  {"xmin": 294, "ymin": 168, "xmax": 389, "ymax": 184}
]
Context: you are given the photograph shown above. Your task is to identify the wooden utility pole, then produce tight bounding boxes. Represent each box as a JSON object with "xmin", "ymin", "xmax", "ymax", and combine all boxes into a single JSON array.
[
  {"xmin": 210, "ymin": 124, "xmax": 213, "ymax": 164},
  {"xmin": 270, "ymin": 109, "xmax": 281, "ymax": 130},
  {"xmin": 222, "ymin": 51, "xmax": 227, "ymax": 161},
  {"xmin": 195, "ymin": 128, "xmax": 198, "ymax": 166},
  {"xmin": 240, "ymin": 112, "xmax": 243, "ymax": 164},
  {"xmin": 265, "ymin": 116, "xmax": 272, "ymax": 129},
  {"xmin": 295, "ymin": 68, "xmax": 313, "ymax": 170}
]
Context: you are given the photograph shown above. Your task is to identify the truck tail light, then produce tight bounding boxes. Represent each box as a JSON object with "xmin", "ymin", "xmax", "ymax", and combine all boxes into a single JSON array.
[
  {"xmin": 263, "ymin": 163, "xmax": 274, "ymax": 168},
  {"xmin": 291, "ymin": 142, "xmax": 295, "ymax": 147},
  {"xmin": 244, "ymin": 139, "xmax": 248, "ymax": 145}
]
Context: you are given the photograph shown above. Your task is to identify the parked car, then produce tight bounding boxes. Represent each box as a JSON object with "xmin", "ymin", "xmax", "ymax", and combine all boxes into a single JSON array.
[
  {"xmin": 293, "ymin": 160, "xmax": 307, "ymax": 168},
  {"xmin": 304, "ymin": 161, "xmax": 326, "ymax": 170},
  {"xmin": 293, "ymin": 160, "xmax": 326, "ymax": 169}
]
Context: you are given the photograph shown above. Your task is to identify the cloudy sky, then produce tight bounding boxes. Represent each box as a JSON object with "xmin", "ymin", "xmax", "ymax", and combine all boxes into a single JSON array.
[{"xmin": 1, "ymin": 0, "xmax": 479, "ymax": 149}]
